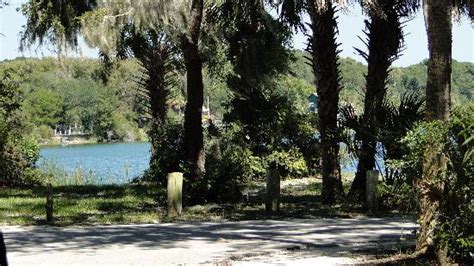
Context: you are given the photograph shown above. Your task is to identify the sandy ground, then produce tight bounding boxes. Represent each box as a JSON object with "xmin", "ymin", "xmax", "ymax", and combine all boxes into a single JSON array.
[{"xmin": 2, "ymin": 217, "xmax": 417, "ymax": 265}]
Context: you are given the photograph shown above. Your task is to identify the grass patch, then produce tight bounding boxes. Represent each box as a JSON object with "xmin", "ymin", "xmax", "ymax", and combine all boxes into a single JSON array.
[
  {"xmin": 1, "ymin": 177, "xmax": 409, "ymax": 226},
  {"xmin": 0, "ymin": 184, "xmax": 164, "ymax": 226}
]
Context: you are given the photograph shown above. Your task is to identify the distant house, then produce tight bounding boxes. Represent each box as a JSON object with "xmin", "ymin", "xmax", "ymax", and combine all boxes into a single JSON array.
[{"xmin": 308, "ymin": 93, "xmax": 318, "ymax": 113}]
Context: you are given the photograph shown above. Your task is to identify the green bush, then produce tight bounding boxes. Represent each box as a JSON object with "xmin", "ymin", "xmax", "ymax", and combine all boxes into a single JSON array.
[
  {"xmin": 377, "ymin": 181, "xmax": 418, "ymax": 212},
  {"xmin": 112, "ymin": 112, "xmax": 139, "ymax": 141},
  {"xmin": 1, "ymin": 69, "xmax": 41, "ymax": 186},
  {"xmin": 141, "ymin": 121, "xmax": 185, "ymax": 186},
  {"xmin": 400, "ymin": 104, "xmax": 473, "ymax": 261},
  {"xmin": 266, "ymin": 148, "xmax": 308, "ymax": 178},
  {"xmin": 200, "ymin": 124, "xmax": 309, "ymax": 203},
  {"xmin": 35, "ymin": 125, "xmax": 53, "ymax": 140},
  {"xmin": 0, "ymin": 135, "xmax": 41, "ymax": 186}
]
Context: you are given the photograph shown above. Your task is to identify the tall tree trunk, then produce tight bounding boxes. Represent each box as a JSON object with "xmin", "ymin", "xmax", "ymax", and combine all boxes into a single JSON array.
[
  {"xmin": 307, "ymin": 1, "xmax": 344, "ymax": 204},
  {"xmin": 181, "ymin": 0, "xmax": 205, "ymax": 178},
  {"xmin": 416, "ymin": 0, "xmax": 452, "ymax": 263},
  {"xmin": 349, "ymin": 1, "xmax": 403, "ymax": 202}
]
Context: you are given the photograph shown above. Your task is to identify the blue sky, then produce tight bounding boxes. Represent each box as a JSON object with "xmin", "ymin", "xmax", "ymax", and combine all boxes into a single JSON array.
[{"xmin": 1, "ymin": 1, "xmax": 473, "ymax": 66}]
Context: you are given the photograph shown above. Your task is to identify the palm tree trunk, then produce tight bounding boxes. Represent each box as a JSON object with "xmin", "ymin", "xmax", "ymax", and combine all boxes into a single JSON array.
[
  {"xmin": 416, "ymin": 0, "xmax": 452, "ymax": 263},
  {"xmin": 181, "ymin": 0, "xmax": 205, "ymax": 177},
  {"xmin": 143, "ymin": 42, "xmax": 172, "ymax": 185},
  {"xmin": 307, "ymin": 0, "xmax": 344, "ymax": 204},
  {"xmin": 349, "ymin": 1, "xmax": 403, "ymax": 202}
]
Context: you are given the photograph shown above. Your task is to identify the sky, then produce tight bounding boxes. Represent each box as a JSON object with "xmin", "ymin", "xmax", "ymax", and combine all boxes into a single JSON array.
[{"xmin": 1, "ymin": 1, "xmax": 473, "ymax": 67}]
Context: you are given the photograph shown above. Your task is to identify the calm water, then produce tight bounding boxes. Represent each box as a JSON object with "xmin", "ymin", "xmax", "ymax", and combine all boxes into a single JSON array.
[
  {"xmin": 39, "ymin": 142, "xmax": 151, "ymax": 184},
  {"xmin": 38, "ymin": 141, "xmax": 382, "ymax": 184}
]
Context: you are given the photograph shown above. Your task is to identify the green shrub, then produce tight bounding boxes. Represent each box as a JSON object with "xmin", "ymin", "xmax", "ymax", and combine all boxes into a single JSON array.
[
  {"xmin": 1, "ymin": 69, "xmax": 41, "ymax": 186},
  {"xmin": 200, "ymin": 124, "xmax": 309, "ymax": 203},
  {"xmin": 112, "ymin": 112, "xmax": 139, "ymax": 141},
  {"xmin": 141, "ymin": 121, "xmax": 185, "ymax": 186},
  {"xmin": 0, "ymin": 135, "xmax": 41, "ymax": 186},
  {"xmin": 266, "ymin": 148, "xmax": 308, "ymax": 178},
  {"xmin": 400, "ymin": 104, "xmax": 473, "ymax": 261},
  {"xmin": 35, "ymin": 125, "xmax": 53, "ymax": 140},
  {"xmin": 377, "ymin": 181, "xmax": 418, "ymax": 212}
]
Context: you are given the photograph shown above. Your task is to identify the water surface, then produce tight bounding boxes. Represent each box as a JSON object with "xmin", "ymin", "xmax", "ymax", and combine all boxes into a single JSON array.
[
  {"xmin": 38, "ymin": 141, "xmax": 383, "ymax": 184},
  {"xmin": 39, "ymin": 142, "xmax": 151, "ymax": 184}
]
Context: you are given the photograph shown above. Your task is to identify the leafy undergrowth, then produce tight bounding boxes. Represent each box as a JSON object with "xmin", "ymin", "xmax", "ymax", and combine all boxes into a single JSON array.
[{"xmin": 0, "ymin": 177, "xmax": 413, "ymax": 226}]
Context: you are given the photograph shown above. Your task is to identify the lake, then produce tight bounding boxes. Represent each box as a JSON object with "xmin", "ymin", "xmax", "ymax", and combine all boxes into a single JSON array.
[
  {"xmin": 38, "ymin": 142, "xmax": 151, "ymax": 184},
  {"xmin": 38, "ymin": 142, "xmax": 382, "ymax": 185}
]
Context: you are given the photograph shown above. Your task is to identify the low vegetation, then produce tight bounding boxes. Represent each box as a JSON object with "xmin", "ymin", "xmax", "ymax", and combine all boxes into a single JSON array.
[{"xmin": 1, "ymin": 177, "xmax": 409, "ymax": 226}]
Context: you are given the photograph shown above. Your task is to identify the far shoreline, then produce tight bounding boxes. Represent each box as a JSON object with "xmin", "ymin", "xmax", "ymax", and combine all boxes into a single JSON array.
[{"xmin": 39, "ymin": 136, "xmax": 149, "ymax": 148}]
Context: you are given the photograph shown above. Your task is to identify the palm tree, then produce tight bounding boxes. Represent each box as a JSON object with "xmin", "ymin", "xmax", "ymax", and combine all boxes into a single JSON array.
[
  {"xmin": 306, "ymin": 0, "xmax": 344, "ymax": 203},
  {"xmin": 114, "ymin": 26, "xmax": 178, "ymax": 185},
  {"xmin": 416, "ymin": 0, "xmax": 453, "ymax": 262},
  {"xmin": 272, "ymin": 0, "xmax": 345, "ymax": 203},
  {"xmin": 81, "ymin": 0, "xmax": 207, "ymax": 181},
  {"xmin": 414, "ymin": 0, "xmax": 472, "ymax": 262},
  {"xmin": 348, "ymin": 0, "xmax": 416, "ymax": 201}
]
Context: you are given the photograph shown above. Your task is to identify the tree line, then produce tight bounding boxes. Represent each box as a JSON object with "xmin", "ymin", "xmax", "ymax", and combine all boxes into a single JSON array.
[{"xmin": 1, "ymin": 54, "xmax": 471, "ymax": 142}]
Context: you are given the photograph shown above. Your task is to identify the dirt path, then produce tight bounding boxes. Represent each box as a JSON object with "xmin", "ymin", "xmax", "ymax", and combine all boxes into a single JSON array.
[{"xmin": 2, "ymin": 217, "xmax": 417, "ymax": 265}]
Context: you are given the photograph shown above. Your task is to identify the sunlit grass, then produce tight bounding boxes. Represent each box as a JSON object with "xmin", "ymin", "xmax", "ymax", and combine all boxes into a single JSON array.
[
  {"xmin": 0, "ymin": 176, "xmax": 373, "ymax": 226},
  {"xmin": 0, "ymin": 184, "xmax": 164, "ymax": 226}
]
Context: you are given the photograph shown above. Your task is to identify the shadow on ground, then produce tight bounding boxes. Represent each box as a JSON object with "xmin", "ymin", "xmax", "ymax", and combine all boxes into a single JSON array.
[{"xmin": 4, "ymin": 217, "xmax": 417, "ymax": 260}]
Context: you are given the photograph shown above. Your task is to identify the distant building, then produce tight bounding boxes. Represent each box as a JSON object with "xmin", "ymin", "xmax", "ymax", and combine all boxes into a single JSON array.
[{"xmin": 308, "ymin": 93, "xmax": 318, "ymax": 113}]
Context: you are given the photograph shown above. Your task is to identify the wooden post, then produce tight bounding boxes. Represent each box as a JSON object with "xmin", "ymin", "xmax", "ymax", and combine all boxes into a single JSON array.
[
  {"xmin": 366, "ymin": 170, "xmax": 378, "ymax": 213},
  {"xmin": 45, "ymin": 183, "xmax": 54, "ymax": 224},
  {"xmin": 167, "ymin": 172, "xmax": 183, "ymax": 218},
  {"xmin": 265, "ymin": 167, "xmax": 281, "ymax": 213}
]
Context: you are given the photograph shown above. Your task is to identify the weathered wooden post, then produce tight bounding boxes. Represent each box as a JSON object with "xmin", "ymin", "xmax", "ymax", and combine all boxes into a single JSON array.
[
  {"xmin": 167, "ymin": 172, "xmax": 183, "ymax": 218},
  {"xmin": 265, "ymin": 167, "xmax": 281, "ymax": 213},
  {"xmin": 45, "ymin": 182, "xmax": 54, "ymax": 224},
  {"xmin": 366, "ymin": 170, "xmax": 378, "ymax": 213}
]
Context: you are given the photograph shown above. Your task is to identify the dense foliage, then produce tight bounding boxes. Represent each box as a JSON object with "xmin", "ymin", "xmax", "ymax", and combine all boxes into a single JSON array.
[
  {"xmin": 0, "ymin": 69, "xmax": 40, "ymax": 186},
  {"xmin": 2, "ymin": 54, "xmax": 472, "ymax": 145},
  {"xmin": 0, "ymin": 57, "xmax": 144, "ymax": 143},
  {"xmin": 398, "ymin": 105, "xmax": 473, "ymax": 262}
]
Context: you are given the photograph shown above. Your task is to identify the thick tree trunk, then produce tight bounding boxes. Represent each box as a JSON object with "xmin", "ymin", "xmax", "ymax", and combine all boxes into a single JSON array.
[
  {"xmin": 417, "ymin": 1, "xmax": 452, "ymax": 263},
  {"xmin": 349, "ymin": 2, "xmax": 403, "ymax": 201},
  {"xmin": 307, "ymin": 1, "xmax": 344, "ymax": 204},
  {"xmin": 182, "ymin": 0, "xmax": 205, "ymax": 178},
  {"xmin": 424, "ymin": 2, "xmax": 452, "ymax": 121}
]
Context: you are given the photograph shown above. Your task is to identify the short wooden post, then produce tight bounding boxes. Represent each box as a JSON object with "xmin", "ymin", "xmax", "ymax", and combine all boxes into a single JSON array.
[
  {"xmin": 167, "ymin": 172, "xmax": 183, "ymax": 218},
  {"xmin": 366, "ymin": 170, "xmax": 378, "ymax": 213},
  {"xmin": 45, "ymin": 182, "xmax": 54, "ymax": 224},
  {"xmin": 265, "ymin": 167, "xmax": 281, "ymax": 213}
]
